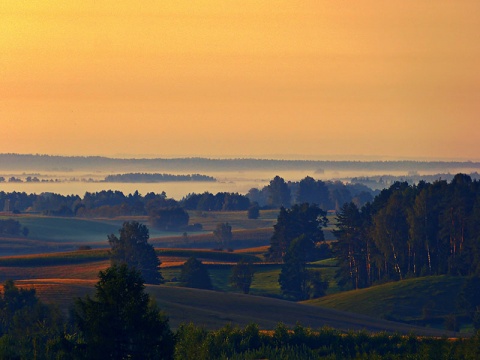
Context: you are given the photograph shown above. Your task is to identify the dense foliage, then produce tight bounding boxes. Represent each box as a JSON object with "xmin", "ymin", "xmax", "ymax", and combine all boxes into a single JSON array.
[
  {"xmin": 104, "ymin": 173, "xmax": 215, "ymax": 182},
  {"xmin": 333, "ymin": 174, "xmax": 480, "ymax": 289},
  {"xmin": 148, "ymin": 206, "xmax": 190, "ymax": 231},
  {"xmin": 74, "ymin": 265, "xmax": 174, "ymax": 360},
  {"xmin": 247, "ymin": 176, "xmax": 376, "ymax": 210},
  {"xmin": 279, "ymin": 236, "xmax": 329, "ymax": 300},
  {"xmin": 179, "ymin": 257, "xmax": 213, "ymax": 290},
  {"xmin": 0, "ymin": 189, "xmax": 251, "ymax": 218},
  {"xmin": 181, "ymin": 192, "xmax": 250, "ymax": 211},
  {"xmin": 247, "ymin": 202, "xmax": 260, "ymax": 219},
  {"xmin": 0, "ymin": 218, "xmax": 28, "ymax": 237},
  {"xmin": 230, "ymin": 259, "xmax": 255, "ymax": 294},
  {"xmin": 213, "ymin": 222, "xmax": 232, "ymax": 249},
  {"xmin": 174, "ymin": 322, "xmax": 480, "ymax": 360},
  {"xmin": 108, "ymin": 221, "xmax": 163, "ymax": 284},
  {"xmin": 265, "ymin": 203, "xmax": 329, "ymax": 300},
  {"xmin": 0, "ymin": 280, "xmax": 65, "ymax": 359},
  {"xmin": 267, "ymin": 203, "xmax": 327, "ymax": 261}
]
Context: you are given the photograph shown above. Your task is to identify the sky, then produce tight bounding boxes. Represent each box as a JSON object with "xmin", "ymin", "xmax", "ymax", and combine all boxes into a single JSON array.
[{"xmin": 1, "ymin": 1, "xmax": 479, "ymax": 161}]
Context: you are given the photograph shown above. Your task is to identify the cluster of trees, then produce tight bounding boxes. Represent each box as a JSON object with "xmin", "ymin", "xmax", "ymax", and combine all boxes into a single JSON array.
[
  {"xmin": 174, "ymin": 322, "xmax": 480, "ymax": 360},
  {"xmin": 107, "ymin": 222, "xmax": 251, "ymax": 293},
  {"xmin": 213, "ymin": 222, "xmax": 232, "ymax": 249},
  {"xmin": 0, "ymin": 219, "xmax": 28, "ymax": 237},
  {"xmin": 247, "ymin": 176, "xmax": 376, "ymax": 211},
  {"xmin": 177, "ymin": 256, "xmax": 256, "ymax": 294},
  {"xmin": 267, "ymin": 203, "xmax": 330, "ymax": 300},
  {"xmin": 333, "ymin": 174, "xmax": 480, "ymax": 290},
  {"xmin": 0, "ymin": 189, "xmax": 252, "ymax": 219},
  {"xmin": 182, "ymin": 192, "xmax": 250, "ymax": 211},
  {"xmin": 179, "ymin": 257, "xmax": 213, "ymax": 290},
  {"xmin": 0, "ymin": 280, "xmax": 66, "ymax": 358},
  {"xmin": 148, "ymin": 206, "xmax": 190, "ymax": 231},
  {"xmin": 108, "ymin": 221, "xmax": 163, "ymax": 284},
  {"xmin": 104, "ymin": 173, "xmax": 215, "ymax": 182}
]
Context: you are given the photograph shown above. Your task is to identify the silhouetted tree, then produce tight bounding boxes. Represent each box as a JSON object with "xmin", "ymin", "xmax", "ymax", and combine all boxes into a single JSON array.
[
  {"xmin": 267, "ymin": 176, "xmax": 291, "ymax": 208},
  {"xmin": 267, "ymin": 203, "xmax": 327, "ymax": 262},
  {"xmin": 0, "ymin": 280, "xmax": 65, "ymax": 358},
  {"xmin": 279, "ymin": 236, "xmax": 328, "ymax": 300},
  {"xmin": 296, "ymin": 176, "xmax": 330, "ymax": 209},
  {"xmin": 108, "ymin": 221, "xmax": 163, "ymax": 284},
  {"xmin": 230, "ymin": 260, "xmax": 255, "ymax": 294},
  {"xmin": 74, "ymin": 265, "xmax": 174, "ymax": 359},
  {"xmin": 213, "ymin": 222, "xmax": 232, "ymax": 249},
  {"xmin": 247, "ymin": 202, "xmax": 260, "ymax": 219},
  {"xmin": 148, "ymin": 206, "xmax": 190, "ymax": 230},
  {"xmin": 179, "ymin": 257, "xmax": 212, "ymax": 290}
]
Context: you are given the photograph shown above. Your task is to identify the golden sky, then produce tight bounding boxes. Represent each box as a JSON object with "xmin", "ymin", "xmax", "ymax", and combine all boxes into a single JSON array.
[{"xmin": 1, "ymin": 1, "xmax": 479, "ymax": 160}]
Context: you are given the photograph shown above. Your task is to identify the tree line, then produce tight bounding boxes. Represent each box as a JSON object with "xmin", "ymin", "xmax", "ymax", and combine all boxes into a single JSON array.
[
  {"xmin": 0, "ymin": 190, "xmax": 251, "ymax": 217},
  {"xmin": 2, "ymin": 153, "xmax": 480, "ymax": 174},
  {"xmin": 333, "ymin": 173, "xmax": 480, "ymax": 290},
  {"xmin": 0, "ymin": 175, "xmax": 378, "ymax": 220},
  {"xmin": 247, "ymin": 175, "xmax": 376, "ymax": 211},
  {"xmin": 103, "ymin": 173, "xmax": 215, "ymax": 182}
]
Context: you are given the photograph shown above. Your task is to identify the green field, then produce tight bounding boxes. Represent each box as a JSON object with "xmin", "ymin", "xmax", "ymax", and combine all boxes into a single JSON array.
[{"xmin": 305, "ymin": 275, "xmax": 468, "ymax": 331}]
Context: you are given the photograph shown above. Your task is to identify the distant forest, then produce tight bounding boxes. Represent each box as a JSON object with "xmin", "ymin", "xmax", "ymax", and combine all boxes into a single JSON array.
[
  {"xmin": 0, "ymin": 175, "xmax": 377, "ymax": 218},
  {"xmin": 103, "ymin": 173, "xmax": 215, "ymax": 182},
  {"xmin": 0, "ymin": 153, "xmax": 479, "ymax": 172},
  {"xmin": 0, "ymin": 173, "xmax": 216, "ymax": 184}
]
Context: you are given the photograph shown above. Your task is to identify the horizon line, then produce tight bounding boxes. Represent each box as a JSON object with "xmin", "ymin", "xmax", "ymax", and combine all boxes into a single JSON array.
[{"xmin": 1, "ymin": 152, "xmax": 479, "ymax": 163}]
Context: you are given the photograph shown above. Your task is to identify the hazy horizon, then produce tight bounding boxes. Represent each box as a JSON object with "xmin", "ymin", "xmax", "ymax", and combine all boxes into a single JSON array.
[
  {"xmin": 3, "ymin": 152, "xmax": 480, "ymax": 163},
  {"xmin": 2, "ymin": 2, "xmax": 479, "ymax": 161}
]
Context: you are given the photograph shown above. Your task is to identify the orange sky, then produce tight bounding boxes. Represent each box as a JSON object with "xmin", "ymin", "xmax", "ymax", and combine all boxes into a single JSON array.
[{"xmin": 1, "ymin": 1, "xmax": 479, "ymax": 160}]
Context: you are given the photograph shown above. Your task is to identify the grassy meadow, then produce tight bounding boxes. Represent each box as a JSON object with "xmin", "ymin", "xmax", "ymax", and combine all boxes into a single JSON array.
[{"xmin": 305, "ymin": 275, "xmax": 469, "ymax": 332}]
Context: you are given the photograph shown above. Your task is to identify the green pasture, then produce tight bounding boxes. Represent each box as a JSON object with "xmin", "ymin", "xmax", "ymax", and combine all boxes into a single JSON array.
[
  {"xmin": 305, "ymin": 275, "xmax": 468, "ymax": 331},
  {"xmin": 162, "ymin": 260, "xmax": 338, "ymax": 300},
  {"xmin": 161, "ymin": 263, "xmax": 282, "ymax": 297},
  {"xmin": 11, "ymin": 216, "xmax": 122, "ymax": 243}
]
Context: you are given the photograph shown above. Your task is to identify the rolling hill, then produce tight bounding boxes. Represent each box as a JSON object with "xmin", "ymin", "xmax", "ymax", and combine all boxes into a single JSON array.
[
  {"xmin": 14, "ymin": 278, "xmax": 460, "ymax": 337},
  {"xmin": 304, "ymin": 275, "xmax": 467, "ymax": 331}
]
